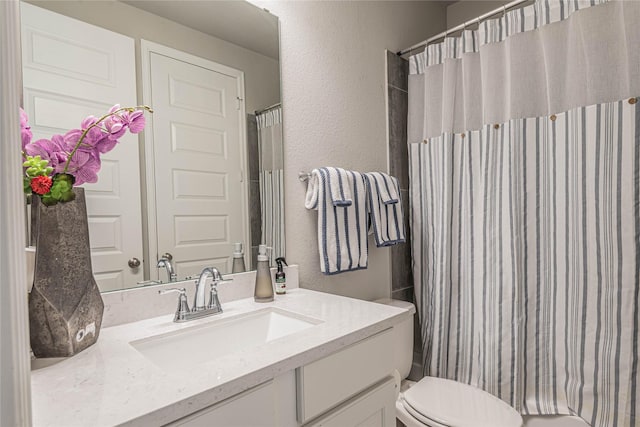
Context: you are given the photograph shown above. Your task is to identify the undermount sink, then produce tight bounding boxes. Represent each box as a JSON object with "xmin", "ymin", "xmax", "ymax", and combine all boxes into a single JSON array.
[{"xmin": 130, "ymin": 307, "xmax": 322, "ymax": 372}]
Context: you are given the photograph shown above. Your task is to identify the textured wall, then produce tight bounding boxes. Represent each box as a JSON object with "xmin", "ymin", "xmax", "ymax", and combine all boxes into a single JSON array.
[
  {"xmin": 447, "ymin": 0, "xmax": 511, "ymax": 28},
  {"xmin": 252, "ymin": 1, "xmax": 448, "ymax": 300}
]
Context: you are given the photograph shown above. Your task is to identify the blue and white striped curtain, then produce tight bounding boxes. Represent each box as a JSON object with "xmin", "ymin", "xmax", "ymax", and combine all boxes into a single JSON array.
[
  {"xmin": 408, "ymin": 1, "xmax": 640, "ymax": 425},
  {"xmin": 257, "ymin": 106, "xmax": 285, "ymax": 264}
]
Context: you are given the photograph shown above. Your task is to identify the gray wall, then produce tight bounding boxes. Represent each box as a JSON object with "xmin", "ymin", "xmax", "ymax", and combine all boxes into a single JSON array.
[
  {"xmin": 386, "ymin": 51, "xmax": 412, "ymax": 303},
  {"xmin": 246, "ymin": 114, "xmax": 261, "ymax": 270},
  {"xmin": 386, "ymin": 51, "xmax": 423, "ymax": 380},
  {"xmin": 254, "ymin": 0, "xmax": 449, "ymax": 300}
]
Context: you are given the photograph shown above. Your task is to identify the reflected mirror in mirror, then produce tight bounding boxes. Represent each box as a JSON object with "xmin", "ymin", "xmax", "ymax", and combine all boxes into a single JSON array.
[{"xmin": 21, "ymin": 0, "xmax": 284, "ymax": 292}]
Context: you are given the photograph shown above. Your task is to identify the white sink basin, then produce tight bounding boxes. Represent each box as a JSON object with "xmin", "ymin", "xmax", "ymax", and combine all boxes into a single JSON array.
[{"xmin": 130, "ymin": 307, "xmax": 321, "ymax": 372}]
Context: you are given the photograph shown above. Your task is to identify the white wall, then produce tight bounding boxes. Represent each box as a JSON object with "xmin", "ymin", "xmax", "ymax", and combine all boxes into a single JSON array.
[{"xmin": 252, "ymin": 1, "xmax": 448, "ymax": 300}]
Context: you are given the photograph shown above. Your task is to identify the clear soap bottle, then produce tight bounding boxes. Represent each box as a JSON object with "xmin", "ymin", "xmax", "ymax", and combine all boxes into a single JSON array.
[
  {"xmin": 231, "ymin": 242, "xmax": 246, "ymax": 273},
  {"xmin": 254, "ymin": 245, "xmax": 274, "ymax": 302}
]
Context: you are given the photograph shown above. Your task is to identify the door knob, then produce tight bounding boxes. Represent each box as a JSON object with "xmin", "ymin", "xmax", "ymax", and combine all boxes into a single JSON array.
[
  {"xmin": 162, "ymin": 252, "xmax": 173, "ymax": 261},
  {"xmin": 128, "ymin": 257, "xmax": 141, "ymax": 268}
]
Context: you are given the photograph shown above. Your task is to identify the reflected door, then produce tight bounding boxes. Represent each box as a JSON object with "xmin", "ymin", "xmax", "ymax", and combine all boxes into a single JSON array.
[
  {"xmin": 146, "ymin": 47, "xmax": 248, "ymax": 278},
  {"xmin": 21, "ymin": 3, "xmax": 144, "ymax": 290}
]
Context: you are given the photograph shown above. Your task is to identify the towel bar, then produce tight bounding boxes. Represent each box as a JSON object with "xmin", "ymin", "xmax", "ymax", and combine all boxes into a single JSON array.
[{"xmin": 299, "ymin": 171, "xmax": 312, "ymax": 182}]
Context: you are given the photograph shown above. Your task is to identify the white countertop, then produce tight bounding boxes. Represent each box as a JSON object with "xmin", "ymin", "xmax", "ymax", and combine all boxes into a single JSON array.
[{"xmin": 31, "ymin": 289, "xmax": 411, "ymax": 427}]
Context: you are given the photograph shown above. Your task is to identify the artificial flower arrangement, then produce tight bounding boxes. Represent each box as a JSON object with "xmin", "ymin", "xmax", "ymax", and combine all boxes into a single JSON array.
[{"xmin": 20, "ymin": 105, "xmax": 152, "ymax": 206}]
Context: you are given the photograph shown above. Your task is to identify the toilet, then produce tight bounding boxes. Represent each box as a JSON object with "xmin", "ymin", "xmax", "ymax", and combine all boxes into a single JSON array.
[{"xmin": 376, "ymin": 298, "xmax": 523, "ymax": 427}]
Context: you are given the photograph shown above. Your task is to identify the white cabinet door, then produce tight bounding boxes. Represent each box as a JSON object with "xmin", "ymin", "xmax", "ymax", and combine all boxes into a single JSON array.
[
  {"xmin": 297, "ymin": 328, "xmax": 394, "ymax": 423},
  {"xmin": 144, "ymin": 44, "xmax": 248, "ymax": 279},
  {"xmin": 21, "ymin": 3, "xmax": 144, "ymax": 291},
  {"xmin": 305, "ymin": 377, "xmax": 397, "ymax": 427},
  {"xmin": 169, "ymin": 380, "xmax": 276, "ymax": 427}
]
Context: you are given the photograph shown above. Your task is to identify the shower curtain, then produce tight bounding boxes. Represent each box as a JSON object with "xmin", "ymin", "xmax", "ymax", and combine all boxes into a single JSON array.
[
  {"xmin": 257, "ymin": 106, "xmax": 285, "ymax": 264},
  {"xmin": 407, "ymin": 1, "xmax": 640, "ymax": 425}
]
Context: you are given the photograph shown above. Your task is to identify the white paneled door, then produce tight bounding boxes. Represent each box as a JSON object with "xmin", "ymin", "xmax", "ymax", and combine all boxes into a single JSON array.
[
  {"xmin": 144, "ymin": 44, "xmax": 248, "ymax": 279},
  {"xmin": 21, "ymin": 3, "xmax": 143, "ymax": 291}
]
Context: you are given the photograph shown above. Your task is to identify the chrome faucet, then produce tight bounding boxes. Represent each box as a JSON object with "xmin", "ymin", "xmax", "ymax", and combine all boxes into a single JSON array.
[
  {"xmin": 193, "ymin": 267, "xmax": 223, "ymax": 311},
  {"xmin": 157, "ymin": 257, "xmax": 177, "ymax": 282},
  {"xmin": 159, "ymin": 266, "xmax": 230, "ymax": 322}
]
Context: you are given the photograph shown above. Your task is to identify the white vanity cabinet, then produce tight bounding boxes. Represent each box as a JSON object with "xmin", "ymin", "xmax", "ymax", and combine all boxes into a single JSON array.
[
  {"xmin": 166, "ymin": 328, "xmax": 396, "ymax": 427},
  {"xmin": 31, "ymin": 289, "xmax": 409, "ymax": 427}
]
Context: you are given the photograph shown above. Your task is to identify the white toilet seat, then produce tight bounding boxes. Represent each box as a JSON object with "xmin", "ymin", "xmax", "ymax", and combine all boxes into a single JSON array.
[
  {"xmin": 396, "ymin": 377, "xmax": 523, "ymax": 427},
  {"xmin": 397, "ymin": 396, "xmax": 449, "ymax": 427}
]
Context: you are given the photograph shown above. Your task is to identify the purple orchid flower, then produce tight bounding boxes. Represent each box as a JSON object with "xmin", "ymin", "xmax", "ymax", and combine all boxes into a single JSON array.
[
  {"xmin": 20, "ymin": 108, "xmax": 33, "ymax": 150},
  {"xmin": 121, "ymin": 110, "xmax": 146, "ymax": 134},
  {"xmin": 104, "ymin": 116, "xmax": 127, "ymax": 140},
  {"xmin": 23, "ymin": 136, "xmax": 68, "ymax": 171},
  {"xmin": 65, "ymin": 148, "xmax": 101, "ymax": 185},
  {"xmin": 20, "ymin": 103, "xmax": 151, "ymax": 203}
]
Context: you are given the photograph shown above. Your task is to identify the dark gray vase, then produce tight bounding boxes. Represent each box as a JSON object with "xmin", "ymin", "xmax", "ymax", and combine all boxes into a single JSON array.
[{"xmin": 29, "ymin": 188, "xmax": 104, "ymax": 358}]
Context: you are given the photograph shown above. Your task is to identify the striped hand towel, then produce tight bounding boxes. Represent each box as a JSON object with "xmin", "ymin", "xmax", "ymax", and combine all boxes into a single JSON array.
[
  {"xmin": 304, "ymin": 167, "xmax": 368, "ymax": 274},
  {"xmin": 363, "ymin": 172, "xmax": 406, "ymax": 247}
]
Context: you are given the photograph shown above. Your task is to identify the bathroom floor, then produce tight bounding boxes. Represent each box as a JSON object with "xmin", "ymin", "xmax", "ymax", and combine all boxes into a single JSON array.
[
  {"xmin": 523, "ymin": 416, "xmax": 588, "ymax": 427},
  {"xmin": 397, "ymin": 416, "xmax": 588, "ymax": 427}
]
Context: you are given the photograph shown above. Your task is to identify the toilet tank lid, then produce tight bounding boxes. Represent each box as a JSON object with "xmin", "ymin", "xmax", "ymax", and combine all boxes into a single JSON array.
[{"xmin": 373, "ymin": 298, "xmax": 416, "ymax": 314}]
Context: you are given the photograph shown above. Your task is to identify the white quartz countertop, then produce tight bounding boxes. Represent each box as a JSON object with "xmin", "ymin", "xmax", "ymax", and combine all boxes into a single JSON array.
[{"xmin": 31, "ymin": 289, "xmax": 411, "ymax": 427}]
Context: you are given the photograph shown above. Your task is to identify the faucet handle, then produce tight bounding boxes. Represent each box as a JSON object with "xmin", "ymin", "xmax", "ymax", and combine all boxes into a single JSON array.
[
  {"xmin": 158, "ymin": 287, "xmax": 186, "ymax": 296},
  {"xmin": 158, "ymin": 288, "xmax": 190, "ymax": 322},
  {"xmin": 207, "ymin": 283, "xmax": 223, "ymax": 313}
]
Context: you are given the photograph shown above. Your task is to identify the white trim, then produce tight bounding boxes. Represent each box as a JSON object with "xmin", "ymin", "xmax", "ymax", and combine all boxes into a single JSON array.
[
  {"xmin": 139, "ymin": 40, "xmax": 250, "ymax": 277},
  {"xmin": 0, "ymin": 0, "xmax": 33, "ymax": 424}
]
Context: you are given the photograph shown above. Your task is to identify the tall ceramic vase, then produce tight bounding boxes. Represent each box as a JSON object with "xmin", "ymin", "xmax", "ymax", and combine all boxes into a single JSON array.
[{"xmin": 29, "ymin": 188, "xmax": 104, "ymax": 358}]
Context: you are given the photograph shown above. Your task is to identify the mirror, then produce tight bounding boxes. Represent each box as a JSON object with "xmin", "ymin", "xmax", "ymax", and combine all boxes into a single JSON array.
[{"xmin": 21, "ymin": 0, "xmax": 283, "ymax": 292}]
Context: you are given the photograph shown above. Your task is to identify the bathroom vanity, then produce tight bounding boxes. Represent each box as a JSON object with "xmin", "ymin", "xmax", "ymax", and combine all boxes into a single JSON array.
[{"xmin": 30, "ymin": 286, "xmax": 411, "ymax": 426}]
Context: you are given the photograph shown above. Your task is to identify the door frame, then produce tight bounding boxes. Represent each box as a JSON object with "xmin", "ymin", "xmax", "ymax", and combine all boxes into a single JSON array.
[
  {"xmin": 140, "ymin": 40, "xmax": 250, "ymax": 280},
  {"xmin": 0, "ymin": 1, "xmax": 32, "ymax": 424}
]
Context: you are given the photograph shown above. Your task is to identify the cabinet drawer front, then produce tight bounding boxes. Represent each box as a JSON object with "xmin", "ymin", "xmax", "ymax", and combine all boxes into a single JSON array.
[
  {"xmin": 305, "ymin": 377, "xmax": 396, "ymax": 427},
  {"xmin": 297, "ymin": 328, "xmax": 394, "ymax": 423},
  {"xmin": 168, "ymin": 380, "xmax": 276, "ymax": 426}
]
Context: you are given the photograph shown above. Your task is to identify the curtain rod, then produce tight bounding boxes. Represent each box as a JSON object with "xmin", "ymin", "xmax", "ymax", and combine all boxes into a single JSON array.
[
  {"xmin": 255, "ymin": 102, "xmax": 281, "ymax": 115},
  {"xmin": 396, "ymin": 0, "xmax": 530, "ymax": 57}
]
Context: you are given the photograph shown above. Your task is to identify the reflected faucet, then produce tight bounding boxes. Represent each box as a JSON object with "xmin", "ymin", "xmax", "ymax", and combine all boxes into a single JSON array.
[{"xmin": 157, "ymin": 257, "xmax": 177, "ymax": 282}]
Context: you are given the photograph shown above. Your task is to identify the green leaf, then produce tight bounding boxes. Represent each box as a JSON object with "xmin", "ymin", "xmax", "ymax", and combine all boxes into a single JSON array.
[
  {"xmin": 23, "ymin": 177, "xmax": 32, "ymax": 195},
  {"xmin": 47, "ymin": 174, "xmax": 75, "ymax": 204},
  {"xmin": 23, "ymin": 155, "xmax": 52, "ymax": 178},
  {"xmin": 41, "ymin": 193, "xmax": 58, "ymax": 206}
]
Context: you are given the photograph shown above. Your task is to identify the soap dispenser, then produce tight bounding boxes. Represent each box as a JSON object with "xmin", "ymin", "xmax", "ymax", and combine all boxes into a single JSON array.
[
  {"xmin": 231, "ymin": 242, "xmax": 246, "ymax": 273},
  {"xmin": 254, "ymin": 244, "xmax": 274, "ymax": 302}
]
